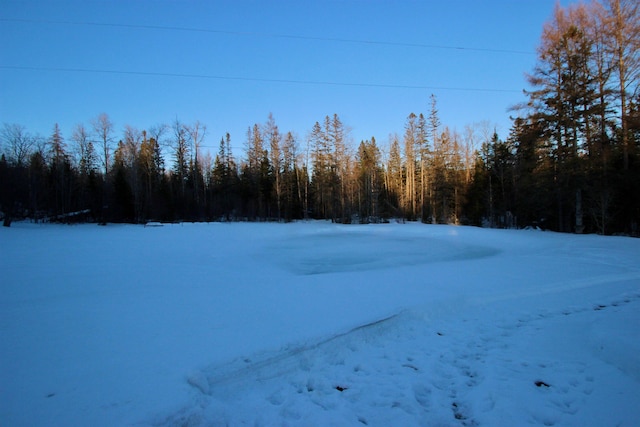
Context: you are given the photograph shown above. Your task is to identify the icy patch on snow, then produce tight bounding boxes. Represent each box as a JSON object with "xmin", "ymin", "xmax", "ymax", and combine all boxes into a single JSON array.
[{"xmin": 272, "ymin": 229, "xmax": 500, "ymax": 275}]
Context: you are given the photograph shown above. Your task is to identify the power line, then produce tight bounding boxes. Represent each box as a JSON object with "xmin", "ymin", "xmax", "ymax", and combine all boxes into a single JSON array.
[
  {"xmin": 0, "ymin": 65, "xmax": 522, "ymax": 94},
  {"xmin": 0, "ymin": 17, "xmax": 535, "ymax": 56}
]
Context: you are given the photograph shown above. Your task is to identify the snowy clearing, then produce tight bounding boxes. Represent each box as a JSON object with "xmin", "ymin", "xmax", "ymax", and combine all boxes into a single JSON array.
[{"xmin": 1, "ymin": 221, "xmax": 639, "ymax": 426}]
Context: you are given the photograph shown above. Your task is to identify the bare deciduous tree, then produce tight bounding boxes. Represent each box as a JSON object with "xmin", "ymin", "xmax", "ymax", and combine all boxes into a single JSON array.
[
  {"xmin": 1, "ymin": 123, "xmax": 34, "ymax": 166},
  {"xmin": 186, "ymin": 121, "xmax": 207, "ymax": 204},
  {"xmin": 71, "ymin": 123, "xmax": 97, "ymax": 176},
  {"xmin": 92, "ymin": 113, "xmax": 114, "ymax": 175}
]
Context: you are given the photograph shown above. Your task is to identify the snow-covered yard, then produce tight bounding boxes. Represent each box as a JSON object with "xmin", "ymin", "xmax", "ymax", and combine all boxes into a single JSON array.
[{"xmin": 1, "ymin": 221, "xmax": 639, "ymax": 426}]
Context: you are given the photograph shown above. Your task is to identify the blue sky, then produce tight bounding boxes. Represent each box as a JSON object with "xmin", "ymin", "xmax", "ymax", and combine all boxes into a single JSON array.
[{"xmin": 1, "ymin": 0, "xmax": 578, "ymax": 157}]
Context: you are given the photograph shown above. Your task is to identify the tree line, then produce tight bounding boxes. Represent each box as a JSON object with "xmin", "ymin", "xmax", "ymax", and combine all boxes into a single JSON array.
[
  {"xmin": 494, "ymin": 0, "xmax": 640, "ymax": 234},
  {"xmin": 1, "ymin": 0, "xmax": 638, "ymax": 234}
]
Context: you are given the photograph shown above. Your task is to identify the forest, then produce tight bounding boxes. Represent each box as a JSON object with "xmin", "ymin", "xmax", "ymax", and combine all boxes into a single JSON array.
[{"xmin": 1, "ymin": 0, "xmax": 638, "ymax": 235}]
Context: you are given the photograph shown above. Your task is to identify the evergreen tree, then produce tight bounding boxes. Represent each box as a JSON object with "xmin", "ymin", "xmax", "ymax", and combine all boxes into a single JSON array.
[
  {"xmin": 427, "ymin": 94, "xmax": 441, "ymax": 223},
  {"xmin": 71, "ymin": 124, "xmax": 97, "ymax": 178},
  {"xmin": 417, "ymin": 113, "xmax": 429, "ymax": 222},
  {"xmin": 171, "ymin": 119, "xmax": 190, "ymax": 199},
  {"xmin": 402, "ymin": 113, "xmax": 418, "ymax": 219},
  {"xmin": 281, "ymin": 131, "xmax": 302, "ymax": 220},
  {"xmin": 243, "ymin": 123, "xmax": 272, "ymax": 219},
  {"xmin": 265, "ymin": 114, "xmax": 283, "ymax": 220},
  {"xmin": 356, "ymin": 138, "xmax": 383, "ymax": 221},
  {"xmin": 111, "ymin": 140, "xmax": 135, "ymax": 221},
  {"xmin": 385, "ymin": 134, "xmax": 403, "ymax": 217},
  {"xmin": 309, "ymin": 120, "xmax": 330, "ymax": 219},
  {"xmin": 329, "ymin": 114, "xmax": 349, "ymax": 220},
  {"xmin": 525, "ymin": 4, "xmax": 599, "ymax": 231},
  {"xmin": 186, "ymin": 121, "xmax": 206, "ymax": 212},
  {"xmin": 605, "ymin": 0, "xmax": 640, "ymax": 171},
  {"xmin": 212, "ymin": 133, "xmax": 238, "ymax": 220},
  {"xmin": 48, "ymin": 124, "xmax": 72, "ymax": 217}
]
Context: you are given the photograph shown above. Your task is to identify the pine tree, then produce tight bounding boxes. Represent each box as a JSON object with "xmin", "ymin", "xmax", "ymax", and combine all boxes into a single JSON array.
[
  {"xmin": 48, "ymin": 123, "xmax": 71, "ymax": 217},
  {"xmin": 356, "ymin": 138, "xmax": 383, "ymax": 221},
  {"xmin": 243, "ymin": 123, "xmax": 271, "ymax": 219},
  {"xmin": 171, "ymin": 119, "xmax": 189, "ymax": 200},
  {"xmin": 185, "ymin": 121, "xmax": 206, "ymax": 213},
  {"xmin": 525, "ymin": 4, "xmax": 599, "ymax": 231},
  {"xmin": 605, "ymin": 0, "xmax": 640, "ymax": 171},
  {"xmin": 385, "ymin": 135, "xmax": 403, "ymax": 217},
  {"xmin": 281, "ymin": 131, "xmax": 301, "ymax": 220},
  {"xmin": 212, "ymin": 133, "xmax": 239, "ymax": 220},
  {"xmin": 329, "ymin": 114, "xmax": 348, "ymax": 220}
]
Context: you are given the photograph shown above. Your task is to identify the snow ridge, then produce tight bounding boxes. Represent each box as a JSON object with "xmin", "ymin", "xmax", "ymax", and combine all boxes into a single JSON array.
[{"xmin": 150, "ymin": 289, "xmax": 640, "ymax": 427}]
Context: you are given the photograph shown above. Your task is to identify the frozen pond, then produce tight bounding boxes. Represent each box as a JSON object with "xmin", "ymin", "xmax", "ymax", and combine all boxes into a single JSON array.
[{"xmin": 1, "ymin": 221, "xmax": 639, "ymax": 426}]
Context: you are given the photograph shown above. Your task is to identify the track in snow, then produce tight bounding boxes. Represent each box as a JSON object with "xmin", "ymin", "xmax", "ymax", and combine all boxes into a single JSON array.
[{"xmin": 148, "ymin": 284, "xmax": 640, "ymax": 427}]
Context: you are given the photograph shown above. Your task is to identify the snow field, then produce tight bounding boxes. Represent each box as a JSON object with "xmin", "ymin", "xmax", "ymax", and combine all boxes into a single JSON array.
[{"xmin": 1, "ymin": 221, "xmax": 639, "ymax": 426}]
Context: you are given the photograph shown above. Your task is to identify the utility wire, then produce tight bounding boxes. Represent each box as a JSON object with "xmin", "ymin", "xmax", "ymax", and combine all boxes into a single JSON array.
[
  {"xmin": 0, "ymin": 65, "xmax": 522, "ymax": 93},
  {"xmin": 0, "ymin": 17, "xmax": 535, "ymax": 56}
]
